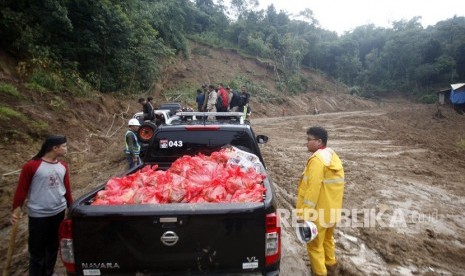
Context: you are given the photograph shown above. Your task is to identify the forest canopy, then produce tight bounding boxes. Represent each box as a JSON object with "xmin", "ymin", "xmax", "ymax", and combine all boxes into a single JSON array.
[{"xmin": 1, "ymin": 0, "xmax": 464, "ymax": 100}]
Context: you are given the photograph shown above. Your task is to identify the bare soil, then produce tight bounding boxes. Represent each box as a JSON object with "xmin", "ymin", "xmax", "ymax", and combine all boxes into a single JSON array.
[
  {"xmin": 1, "ymin": 43, "xmax": 465, "ymax": 275},
  {"xmin": 254, "ymin": 102, "xmax": 465, "ymax": 275}
]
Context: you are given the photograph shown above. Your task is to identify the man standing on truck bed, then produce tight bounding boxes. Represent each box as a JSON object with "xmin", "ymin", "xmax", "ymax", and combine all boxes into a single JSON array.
[
  {"xmin": 239, "ymin": 85, "xmax": 251, "ymax": 118},
  {"xmin": 11, "ymin": 135, "xmax": 73, "ymax": 276},
  {"xmin": 296, "ymin": 126, "xmax": 345, "ymax": 276},
  {"xmin": 125, "ymin": 119, "xmax": 141, "ymax": 169}
]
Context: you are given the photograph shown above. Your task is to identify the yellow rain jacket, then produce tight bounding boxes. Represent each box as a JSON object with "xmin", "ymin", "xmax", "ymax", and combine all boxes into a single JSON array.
[{"xmin": 296, "ymin": 147, "xmax": 345, "ymax": 226}]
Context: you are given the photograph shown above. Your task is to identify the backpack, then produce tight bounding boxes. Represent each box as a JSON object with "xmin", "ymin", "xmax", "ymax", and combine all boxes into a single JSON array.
[{"xmin": 215, "ymin": 94, "xmax": 224, "ymax": 110}]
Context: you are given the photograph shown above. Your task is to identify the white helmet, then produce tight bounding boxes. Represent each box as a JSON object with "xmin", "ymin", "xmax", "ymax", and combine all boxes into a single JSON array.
[
  {"xmin": 128, "ymin": 118, "xmax": 141, "ymax": 126},
  {"xmin": 296, "ymin": 220, "xmax": 318, "ymax": 243}
]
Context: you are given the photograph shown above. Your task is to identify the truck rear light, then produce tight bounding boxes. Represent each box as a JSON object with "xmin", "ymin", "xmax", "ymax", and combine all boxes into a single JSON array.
[
  {"xmin": 265, "ymin": 212, "xmax": 281, "ymax": 265},
  {"xmin": 59, "ymin": 219, "xmax": 76, "ymax": 273}
]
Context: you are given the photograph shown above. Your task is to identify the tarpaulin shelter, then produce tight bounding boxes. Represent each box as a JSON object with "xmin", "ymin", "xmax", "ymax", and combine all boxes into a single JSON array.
[{"xmin": 450, "ymin": 83, "xmax": 465, "ymax": 114}]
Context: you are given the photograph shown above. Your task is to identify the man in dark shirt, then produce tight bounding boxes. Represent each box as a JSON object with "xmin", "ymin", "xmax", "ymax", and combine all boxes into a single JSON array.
[
  {"xmin": 228, "ymin": 87, "xmax": 241, "ymax": 112},
  {"xmin": 239, "ymin": 85, "xmax": 251, "ymax": 118},
  {"xmin": 138, "ymin": 98, "xmax": 154, "ymax": 121},
  {"xmin": 196, "ymin": 89, "xmax": 205, "ymax": 111}
]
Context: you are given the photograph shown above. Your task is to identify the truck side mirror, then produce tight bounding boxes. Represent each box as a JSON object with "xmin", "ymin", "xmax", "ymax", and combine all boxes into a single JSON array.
[{"xmin": 256, "ymin": 135, "xmax": 268, "ymax": 144}]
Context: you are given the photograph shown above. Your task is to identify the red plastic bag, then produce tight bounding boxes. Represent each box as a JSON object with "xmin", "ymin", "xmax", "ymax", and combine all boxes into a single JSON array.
[{"xmin": 91, "ymin": 148, "xmax": 266, "ymax": 205}]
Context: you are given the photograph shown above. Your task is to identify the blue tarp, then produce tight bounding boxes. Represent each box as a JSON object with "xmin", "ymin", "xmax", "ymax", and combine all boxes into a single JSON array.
[
  {"xmin": 451, "ymin": 90, "xmax": 465, "ymax": 104},
  {"xmin": 450, "ymin": 83, "xmax": 465, "ymax": 104}
]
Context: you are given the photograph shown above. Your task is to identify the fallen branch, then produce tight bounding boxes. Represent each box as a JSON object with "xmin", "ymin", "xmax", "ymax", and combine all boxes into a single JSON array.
[
  {"xmin": 2, "ymin": 169, "xmax": 21, "ymax": 176},
  {"xmin": 105, "ymin": 105, "xmax": 130, "ymax": 137}
]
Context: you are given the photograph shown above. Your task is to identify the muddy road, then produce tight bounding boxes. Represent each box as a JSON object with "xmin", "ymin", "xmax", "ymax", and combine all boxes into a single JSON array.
[
  {"xmin": 253, "ymin": 103, "xmax": 465, "ymax": 275},
  {"xmin": 1, "ymin": 101, "xmax": 465, "ymax": 275}
]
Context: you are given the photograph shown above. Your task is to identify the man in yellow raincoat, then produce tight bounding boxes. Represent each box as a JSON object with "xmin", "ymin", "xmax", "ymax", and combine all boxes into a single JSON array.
[{"xmin": 296, "ymin": 126, "xmax": 345, "ymax": 276}]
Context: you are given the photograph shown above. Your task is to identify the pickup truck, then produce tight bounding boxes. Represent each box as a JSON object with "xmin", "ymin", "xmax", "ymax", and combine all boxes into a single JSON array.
[{"xmin": 59, "ymin": 112, "xmax": 281, "ymax": 275}]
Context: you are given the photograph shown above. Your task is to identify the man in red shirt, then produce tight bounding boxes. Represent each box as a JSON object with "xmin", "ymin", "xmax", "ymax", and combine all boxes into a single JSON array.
[
  {"xmin": 11, "ymin": 135, "xmax": 73, "ymax": 276},
  {"xmin": 217, "ymin": 83, "xmax": 229, "ymax": 112}
]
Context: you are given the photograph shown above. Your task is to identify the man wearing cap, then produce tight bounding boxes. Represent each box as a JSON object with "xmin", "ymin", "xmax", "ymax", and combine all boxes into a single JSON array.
[
  {"xmin": 201, "ymin": 83, "xmax": 209, "ymax": 112},
  {"xmin": 11, "ymin": 135, "xmax": 73, "ymax": 276},
  {"xmin": 125, "ymin": 119, "xmax": 141, "ymax": 169},
  {"xmin": 296, "ymin": 126, "xmax": 345, "ymax": 276}
]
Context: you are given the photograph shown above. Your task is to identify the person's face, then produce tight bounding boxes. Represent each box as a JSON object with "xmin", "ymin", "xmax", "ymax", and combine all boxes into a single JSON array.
[
  {"xmin": 131, "ymin": 125, "xmax": 139, "ymax": 132},
  {"xmin": 306, "ymin": 135, "xmax": 322, "ymax": 153},
  {"xmin": 241, "ymin": 86, "xmax": 246, "ymax": 93},
  {"xmin": 53, "ymin": 143, "xmax": 68, "ymax": 157}
]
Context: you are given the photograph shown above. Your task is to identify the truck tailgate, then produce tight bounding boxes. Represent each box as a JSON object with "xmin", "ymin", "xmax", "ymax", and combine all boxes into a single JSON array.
[{"xmin": 71, "ymin": 203, "xmax": 266, "ymax": 275}]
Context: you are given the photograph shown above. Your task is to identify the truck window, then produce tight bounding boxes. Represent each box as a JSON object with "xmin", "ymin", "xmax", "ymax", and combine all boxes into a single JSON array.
[{"xmin": 147, "ymin": 130, "xmax": 254, "ymax": 163}]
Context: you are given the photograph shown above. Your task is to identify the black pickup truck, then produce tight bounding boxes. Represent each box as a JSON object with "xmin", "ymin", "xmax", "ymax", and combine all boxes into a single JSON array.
[{"xmin": 59, "ymin": 112, "xmax": 280, "ymax": 275}]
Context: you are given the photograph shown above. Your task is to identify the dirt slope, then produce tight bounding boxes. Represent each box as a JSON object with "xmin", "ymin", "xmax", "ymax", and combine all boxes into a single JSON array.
[{"xmin": 1, "ymin": 42, "xmax": 465, "ymax": 275}]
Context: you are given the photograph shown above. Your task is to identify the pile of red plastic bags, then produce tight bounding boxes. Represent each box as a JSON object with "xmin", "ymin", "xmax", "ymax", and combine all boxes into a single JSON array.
[{"xmin": 92, "ymin": 148, "xmax": 266, "ymax": 205}]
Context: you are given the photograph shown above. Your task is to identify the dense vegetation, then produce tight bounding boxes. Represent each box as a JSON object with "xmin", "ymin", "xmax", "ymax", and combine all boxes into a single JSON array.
[{"xmin": 1, "ymin": 0, "xmax": 464, "ymax": 101}]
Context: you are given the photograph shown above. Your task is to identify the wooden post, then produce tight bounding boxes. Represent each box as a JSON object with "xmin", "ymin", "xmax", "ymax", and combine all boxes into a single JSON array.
[{"xmin": 2, "ymin": 208, "xmax": 22, "ymax": 276}]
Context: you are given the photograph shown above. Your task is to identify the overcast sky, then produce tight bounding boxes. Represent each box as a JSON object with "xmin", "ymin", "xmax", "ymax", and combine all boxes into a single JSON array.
[{"xmin": 255, "ymin": 0, "xmax": 465, "ymax": 35}]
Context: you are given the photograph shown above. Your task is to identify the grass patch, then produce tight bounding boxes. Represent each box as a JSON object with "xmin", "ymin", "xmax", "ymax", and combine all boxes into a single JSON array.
[
  {"xmin": 29, "ymin": 70, "xmax": 64, "ymax": 92},
  {"xmin": 25, "ymin": 81, "xmax": 48, "ymax": 95},
  {"xmin": 29, "ymin": 119, "xmax": 49, "ymax": 136},
  {"xmin": 49, "ymin": 96, "xmax": 67, "ymax": 111},
  {"xmin": 231, "ymin": 75, "xmax": 282, "ymax": 104},
  {"xmin": 0, "ymin": 105, "xmax": 26, "ymax": 121},
  {"xmin": 191, "ymin": 47, "xmax": 210, "ymax": 56},
  {"xmin": 417, "ymin": 93, "xmax": 437, "ymax": 104},
  {"xmin": 0, "ymin": 82, "xmax": 21, "ymax": 98},
  {"xmin": 457, "ymin": 138, "xmax": 465, "ymax": 150},
  {"xmin": 162, "ymin": 84, "xmax": 199, "ymax": 107},
  {"xmin": 64, "ymin": 70, "xmax": 94, "ymax": 97}
]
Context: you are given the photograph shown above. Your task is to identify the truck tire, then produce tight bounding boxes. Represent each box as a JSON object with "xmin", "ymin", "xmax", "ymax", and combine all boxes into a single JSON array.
[{"xmin": 138, "ymin": 122, "xmax": 157, "ymax": 143}]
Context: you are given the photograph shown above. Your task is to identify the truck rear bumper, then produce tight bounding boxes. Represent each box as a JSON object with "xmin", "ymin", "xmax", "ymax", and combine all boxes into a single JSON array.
[{"xmin": 66, "ymin": 271, "xmax": 279, "ymax": 276}]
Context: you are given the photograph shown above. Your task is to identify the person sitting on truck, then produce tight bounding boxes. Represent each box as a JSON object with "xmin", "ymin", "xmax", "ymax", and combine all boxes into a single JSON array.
[
  {"xmin": 10, "ymin": 135, "xmax": 73, "ymax": 276},
  {"xmin": 138, "ymin": 97, "xmax": 154, "ymax": 121},
  {"xmin": 125, "ymin": 119, "xmax": 141, "ymax": 169},
  {"xmin": 147, "ymin": 96, "xmax": 155, "ymax": 111}
]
